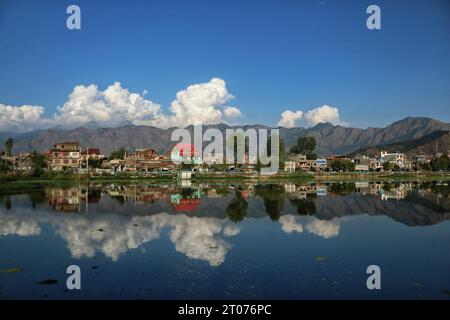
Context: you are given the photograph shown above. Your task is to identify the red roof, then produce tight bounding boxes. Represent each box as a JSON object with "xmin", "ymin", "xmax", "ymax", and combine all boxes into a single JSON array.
[
  {"xmin": 172, "ymin": 143, "xmax": 198, "ymax": 157},
  {"xmin": 82, "ymin": 148, "xmax": 101, "ymax": 155}
]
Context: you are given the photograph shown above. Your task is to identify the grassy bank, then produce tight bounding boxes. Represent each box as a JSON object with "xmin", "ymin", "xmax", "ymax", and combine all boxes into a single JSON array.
[{"xmin": 1, "ymin": 171, "xmax": 449, "ymax": 185}]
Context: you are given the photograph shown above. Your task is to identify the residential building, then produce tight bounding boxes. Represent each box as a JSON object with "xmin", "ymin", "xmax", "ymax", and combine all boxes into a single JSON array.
[
  {"xmin": 170, "ymin": 143, "xmax": 202, "ymax": 165},
  {"xmin": 1, "ymin": 152, "xmax": 33, "ymax": 172},
  {"xmin": 284, "ymin": 161, "xmax": 296, "ymax": 172},
  {"xmin": 125, "ymin": 148, "xmax": 175, "ymax": 171},
  {"xmin": 80, "ymin": 148, "xmax": 105, "ymax": 161},
  {"xmin": 353, "ymin": 156, "xmax": 370, "ymax": 172},
  {"xmin": 369, "ymin": 158, "xmax": 383, "ymax": 171},
  {"xmin": 49, "ymin": 142, "xmax": 81, "ymax": 171},
  {"xmin": 380, "ymin": 151, "xmax": 408, "ymax": 168}
]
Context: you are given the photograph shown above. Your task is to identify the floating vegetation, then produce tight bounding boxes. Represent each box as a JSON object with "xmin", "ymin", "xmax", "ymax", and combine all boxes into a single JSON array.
[
  {"xmin": 37, "ymin": 279, "xmax": 58, "ymax": 285},
  {"xmin": 315, "ymin": 256, "xmax": 327, "ymax": 261},
  {"xmin": 1, "ymin": 267, "xmax": 22, "ymax": 273}
]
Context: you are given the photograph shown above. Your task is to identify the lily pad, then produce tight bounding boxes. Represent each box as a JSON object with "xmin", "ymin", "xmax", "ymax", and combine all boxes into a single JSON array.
[
  {"xmin": 1, "ymin": 267, "xmax": 22, "ymax": 273},
  {"xmin": 37, "ymin": 279, "xmax": 58, "ymax": 285},
  {"xmin": 315, "ymin": 256, "xmax": 327, "ymax": 261}
]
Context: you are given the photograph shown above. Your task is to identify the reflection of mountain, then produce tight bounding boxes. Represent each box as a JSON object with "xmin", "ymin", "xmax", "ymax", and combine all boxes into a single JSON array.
[{"xmin": 311, "ymin": 193, "xmax": 450, "ymax": 226}]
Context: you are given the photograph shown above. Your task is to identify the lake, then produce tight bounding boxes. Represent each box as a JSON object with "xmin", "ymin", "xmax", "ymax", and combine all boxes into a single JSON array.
[{"xmin": 1, "ymin": 180, "xmax": 449, "ymax": 299}]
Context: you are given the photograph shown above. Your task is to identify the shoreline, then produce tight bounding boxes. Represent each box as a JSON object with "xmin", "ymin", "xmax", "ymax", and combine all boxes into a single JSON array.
[{"xmin": 1, "ymin": 172, "xmax": 449, "ymax": 185}]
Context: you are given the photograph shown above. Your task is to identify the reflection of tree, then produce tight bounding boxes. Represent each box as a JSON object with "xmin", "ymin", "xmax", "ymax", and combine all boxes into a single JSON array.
[
  {"xmin": 226, "ymin": 190, "xmax": 248, "ymax": 223},
  {"xmin": 0, "ymin": 195, "xmax": 12, "ymax": 210},
  {"xmin": 28, "ymin": 190, "xmax": 47, "ymax": 209},
  {"xmin": 290, "ymin": 196, "xmax": 317, "ymax": 215},
  {"xmin": 328, "ymin": 182, "xmax": 355, "ymax": 195},
  {"xmin": 255, "ymin": 184, "xmax": 285, "ymax": 221},
  {"xmin": 180, "ymin": 187, "xmax": 196, "ymax": 198}
]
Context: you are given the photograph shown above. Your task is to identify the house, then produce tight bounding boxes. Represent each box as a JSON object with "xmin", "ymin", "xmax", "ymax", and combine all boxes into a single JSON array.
[
  {"xmin": 49, "ymin": 142, "xmax": 81, "ymax": 171},
  {"xmin": 353, "ymin": 156, "xmax": 370, "ymax": 172},
  {"xmin": 170, "ymin": 143, "xmax": 202, "ymax": 165},
  {"xmin": 125, "ymin": 148, "xmax": 175, "ymax": 172},
  {"xmin": 380, "ymin": 151, "xmax": 408, "ymax": 168},
  {"xmin": 284, "ymin": 161, "xmax": 296, "ymax": 172},
  {"xmin": 0, "ymin": 151, "xmax": 33, "ymax": 172},
  {"xmin": 80, "ymin": 148, "xmax": 105, "ymax": 161},
  {"xmin": 369, "ymin": 158, "xmax": 383, "ymax": 171}
]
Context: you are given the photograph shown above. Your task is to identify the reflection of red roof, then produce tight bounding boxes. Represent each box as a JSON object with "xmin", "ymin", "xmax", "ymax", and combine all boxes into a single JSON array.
[
  {"xmin": 174, "ymin": 198, "xmax": 200, "ymax": 212},
  {"xmin": 172, "ymin": 143, "xmax": 198, "ymax": 157}
]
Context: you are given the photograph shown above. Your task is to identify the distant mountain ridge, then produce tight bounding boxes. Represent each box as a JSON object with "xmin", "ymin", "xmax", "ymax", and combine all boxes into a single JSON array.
[
  {"xmin": 1, "ymin": 117, "xmax": 449, "ymax": 156},
  {"xmin": 348, "ymin": 130, "xmax": 450, "ymax": 157}
]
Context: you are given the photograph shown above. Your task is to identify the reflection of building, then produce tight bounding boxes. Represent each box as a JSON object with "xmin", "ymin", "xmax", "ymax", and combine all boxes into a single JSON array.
[
  {"xmin": 49, "ymin": 142, "xmax": 81, "ymax": 171},
  {"xmin": 285, "ymin": 183, "xmax": 322, "ymax": 199},
  {"xmin": 47, "ymin": 188, "xmax": 81, "ymax": 212},
  {"xmin": 106, "ymin": 185, "xmax": 172, "ymax": 204}
]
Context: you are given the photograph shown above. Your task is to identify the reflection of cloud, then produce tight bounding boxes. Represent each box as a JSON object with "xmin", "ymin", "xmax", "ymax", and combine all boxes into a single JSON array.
[
  {"xmin": 0, "ymin": 208, "xmax": 240, "ymax": 266},
  {"xmin": 279, "ymin": 215, "xmax": 340, "ymax": 238},
  {"xmin": 0, "ymin": 214, "xmax": 41, "ymax": 236},
  {"xmin": 305, "ymin": 217, "xmax": 340, "ymax": 239},
  {"xmin": 279, "ymin": 215, "xmax": 303, "ymax": 233}
]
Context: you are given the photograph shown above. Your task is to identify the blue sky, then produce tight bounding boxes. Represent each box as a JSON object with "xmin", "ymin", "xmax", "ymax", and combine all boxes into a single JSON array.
[{"xmin": 0, "ymin": 0, "xmax": 449, "ymax": 131}]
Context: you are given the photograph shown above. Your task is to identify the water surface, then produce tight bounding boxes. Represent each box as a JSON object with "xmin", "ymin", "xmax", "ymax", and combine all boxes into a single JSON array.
[{"xmin": 1, "ymin": 180, "xmax": 449, "ymax": 299}]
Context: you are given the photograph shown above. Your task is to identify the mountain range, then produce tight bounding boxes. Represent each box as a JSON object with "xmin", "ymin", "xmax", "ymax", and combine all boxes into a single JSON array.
[
  {"xmin": 349, "ymin": 130, "xmax": 450, "ymax": 158},
  {"xmin": 0, "ymin": 117, "xmax": 449, "ymax": 156}
]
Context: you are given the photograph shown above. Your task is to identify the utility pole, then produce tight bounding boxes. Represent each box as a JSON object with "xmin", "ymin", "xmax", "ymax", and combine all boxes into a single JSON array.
[{"xmin": 86, "ymin": 147, "xmax": 89, "ymax": 175}]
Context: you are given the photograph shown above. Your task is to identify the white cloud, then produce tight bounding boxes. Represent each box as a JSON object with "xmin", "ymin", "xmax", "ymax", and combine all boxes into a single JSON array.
[
  {"xmin": 0, "ymin": 104, "xmax": 46, "ymax": 132},
  {"xmin": 223, "ymin": 106, "xmax": 243, "ymax": 119},
  {"xmin": 278, "ymin": 110, "xmax": 303, "ymax": 128},
  {"xmin": 304, "ymin": 105, "xmax": 340, "ymax": 126},
  {"xmin": 278, "ymin": 105, "xmax": 342, "ymax": 128},
  {"xmin": 0, "ymin": 78, "xmax": 244, "ymax": 132}
]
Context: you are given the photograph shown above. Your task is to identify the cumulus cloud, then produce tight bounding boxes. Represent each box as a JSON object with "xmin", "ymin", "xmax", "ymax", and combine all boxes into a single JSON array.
[
  {"xmin": 0, "ymin": 104, "xmax": 46, "ymax": 132},
  {"xmin": 304, "ymin": 105, "xmax": 340, "ymax": 126},
  {"xmin": 278, "ymin": 105, "xmax": 342, "ymax": 128},
  {"xmin": 55, "ymin": 82, "xmax": 163, "ymax": 127},
  {"xmin": 277, "ymin": 110, "xmax": 303, "ymax": 128},
  {"xmin": 0, "ymin": 78, "xmax": 243, "ymax": 132}
]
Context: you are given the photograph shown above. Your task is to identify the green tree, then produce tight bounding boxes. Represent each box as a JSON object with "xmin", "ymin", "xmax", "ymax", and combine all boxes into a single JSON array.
[
  {"xmin": 330, "ymin": 159, "xmax": 355, "ymax": 172},
  {"xmin": 432, "ymin": 155, "xmax": 450, "ymax": 171},
  {"xmin": 109, "ymin": 147, "xmax": 126, "ymax": 159},
  {"xmin": 290, "ymin": 136, "xmax": 316, "ymax": 156},
  {"xmin": 4, "ymin": 138, "xmax": 13, "ymax": 156},
  {"xmin": 30, "ymin": 151, "xmax": 47, "ymax": 177}
]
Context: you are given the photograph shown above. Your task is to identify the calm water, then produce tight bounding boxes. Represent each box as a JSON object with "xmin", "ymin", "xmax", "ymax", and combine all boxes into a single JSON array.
[{"xmin": 1, "ymin": 180, "xmax": 449, "ymax": 299}]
